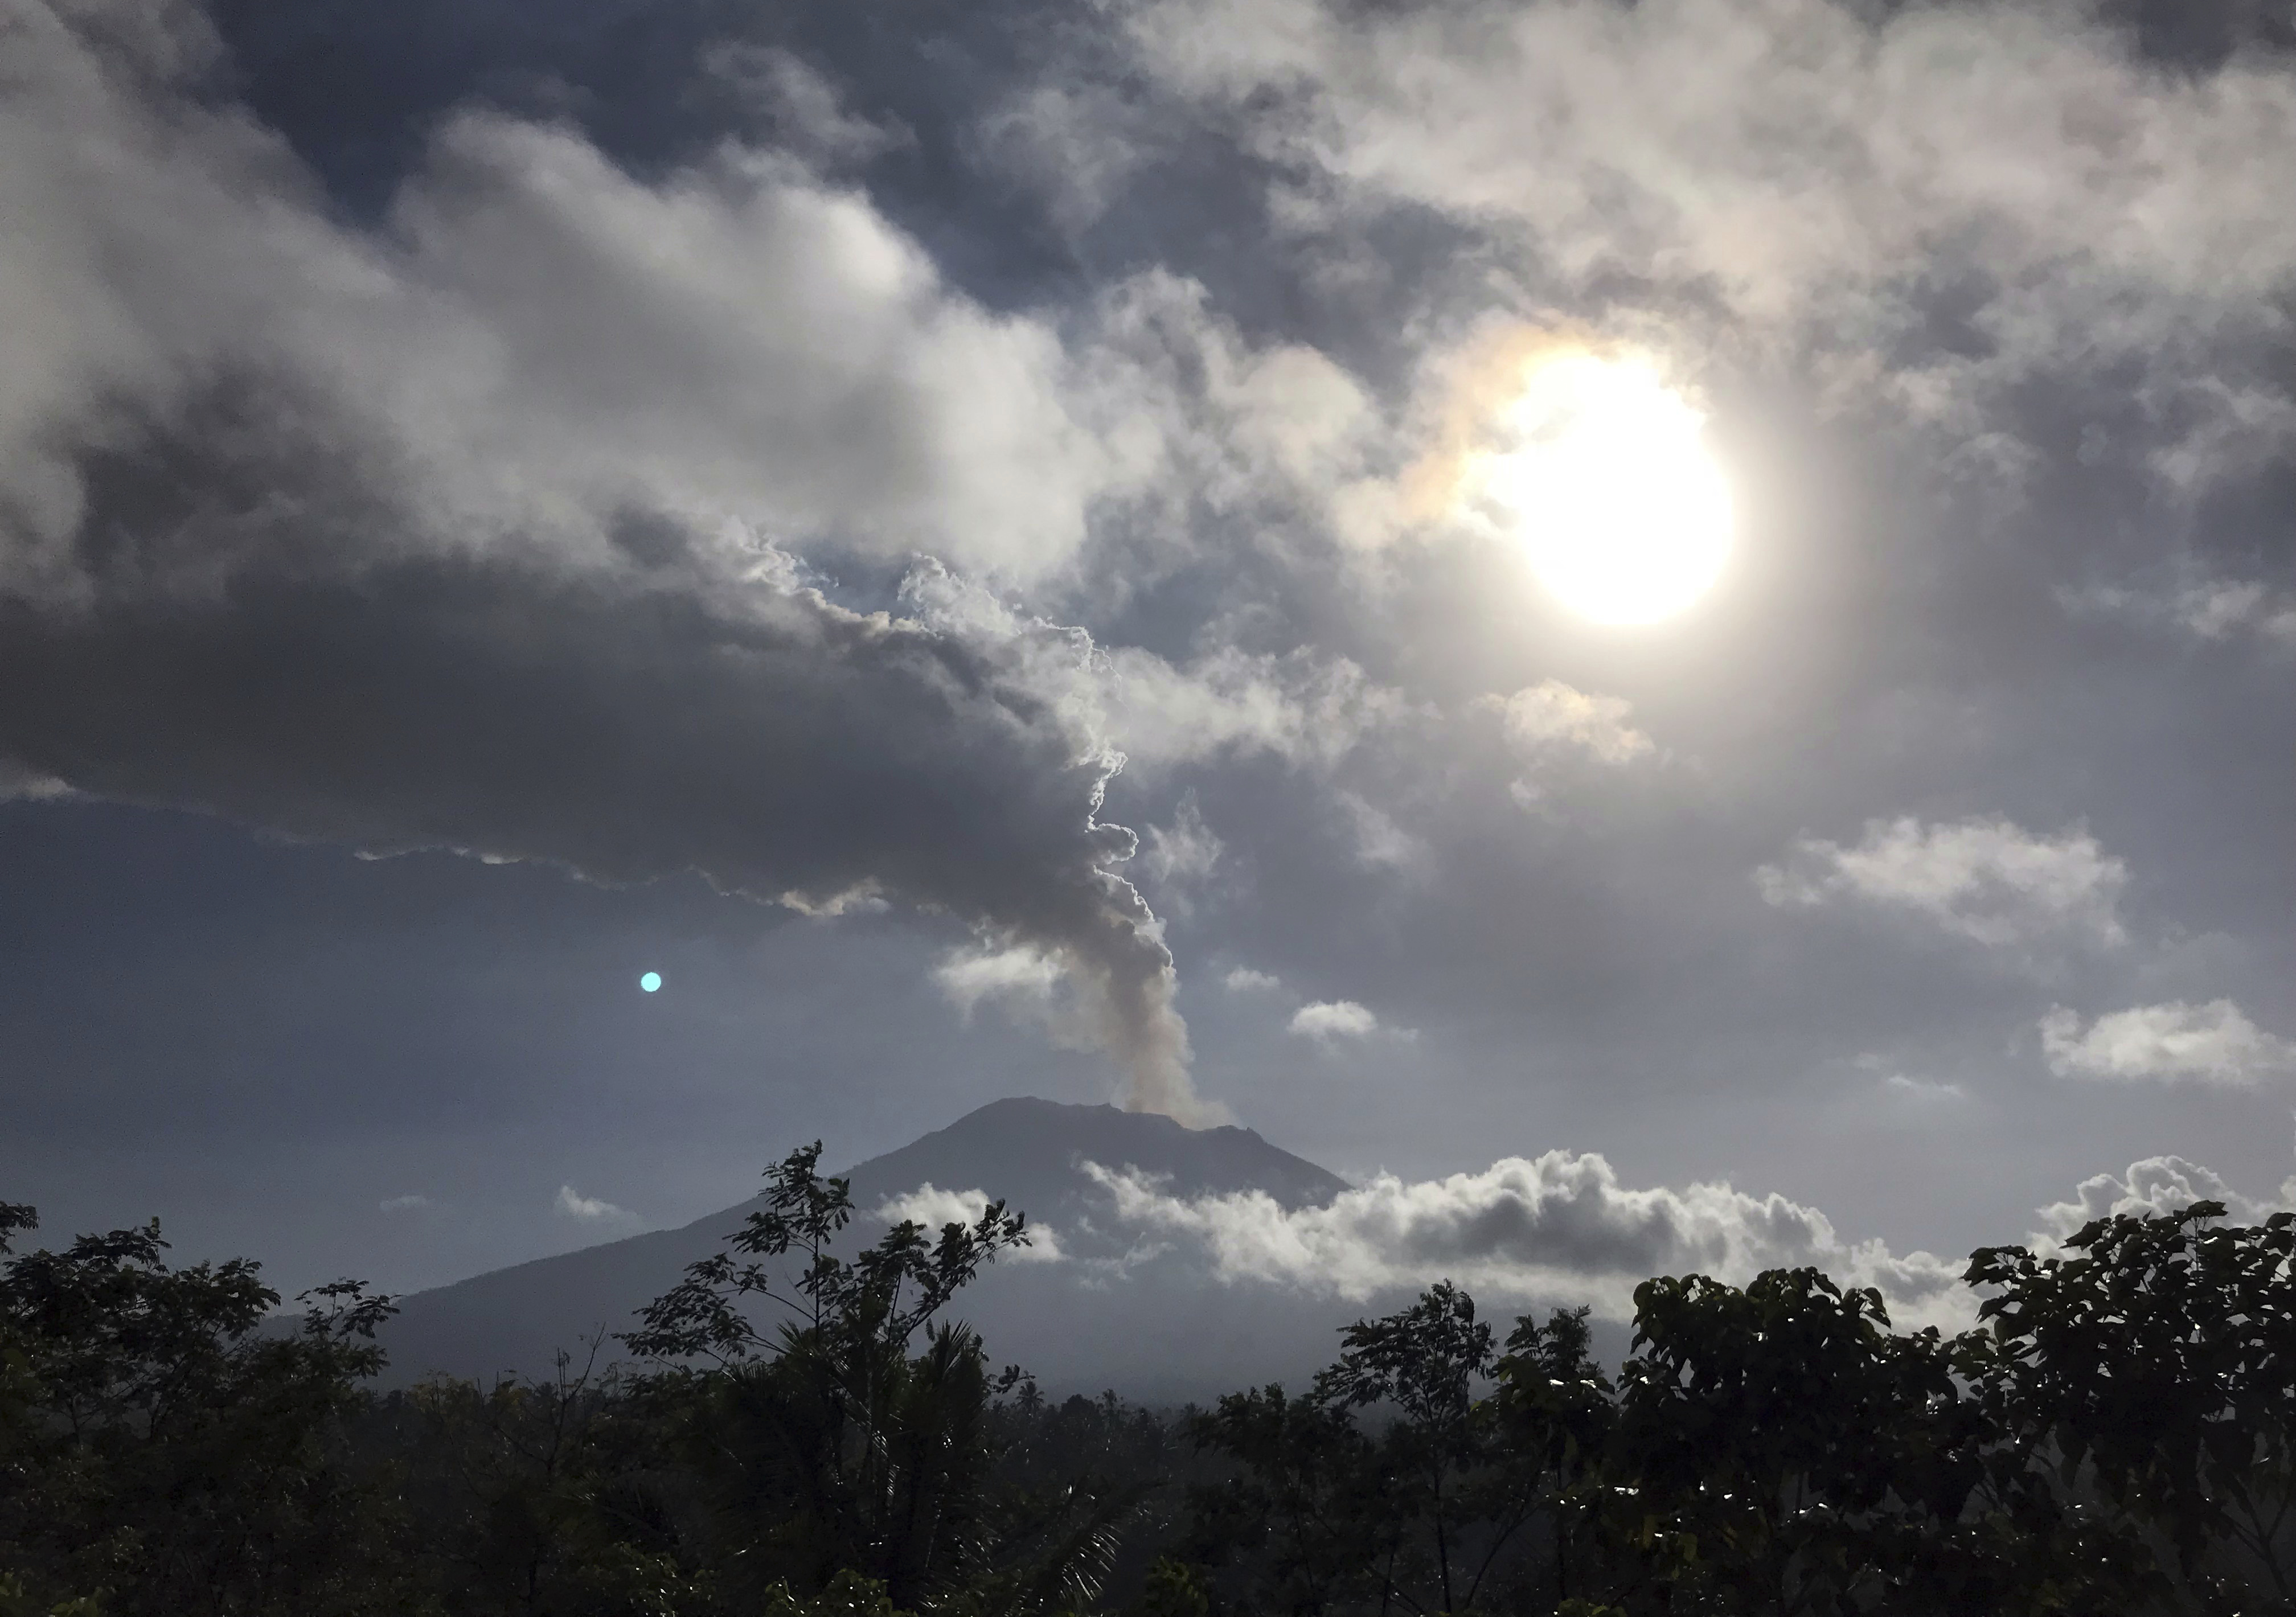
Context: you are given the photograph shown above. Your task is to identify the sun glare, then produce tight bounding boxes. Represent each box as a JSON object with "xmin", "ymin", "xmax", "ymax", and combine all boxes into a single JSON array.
[{"xmin": 1470, "ymin": 351, "xmax": 1734, "ymax": 625}]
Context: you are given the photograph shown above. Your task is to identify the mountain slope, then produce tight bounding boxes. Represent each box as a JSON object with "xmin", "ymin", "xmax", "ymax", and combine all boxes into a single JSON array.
[{"xmin": 377, "ymin": 1097, "xmax": 1359, "ymax": 1400}]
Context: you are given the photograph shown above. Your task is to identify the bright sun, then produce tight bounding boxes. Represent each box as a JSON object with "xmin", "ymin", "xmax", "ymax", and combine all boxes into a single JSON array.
[{"xmin": 1469, "ymin": 351, "xmax": 1734, "ymax": 625}]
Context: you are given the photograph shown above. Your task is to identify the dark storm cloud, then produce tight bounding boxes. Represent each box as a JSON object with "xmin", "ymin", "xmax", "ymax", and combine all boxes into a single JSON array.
[
  {"xmin": 0, "ymin": 0, "xmax": 1229, "ymax": 1119},
  {"xmin": 0, "ymin": 378, "xmax": 1217, "ymax": 1115}
]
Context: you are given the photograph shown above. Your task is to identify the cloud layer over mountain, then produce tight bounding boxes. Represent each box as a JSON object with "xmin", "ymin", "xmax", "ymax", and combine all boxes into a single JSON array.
[
  {"xmin": 1080, "ymin": 1146, "xmax": 2296, "ymax": 1333},
  {"xmin": 1086, "ymin": 1152, "xmax": 1973, "ymax": 1328}
]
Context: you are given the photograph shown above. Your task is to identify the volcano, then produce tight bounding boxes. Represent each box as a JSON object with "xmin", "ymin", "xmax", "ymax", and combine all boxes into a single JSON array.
[{"xmin": 376, "ymin": 1097, "xmax": 1363, "ymax": 1402}]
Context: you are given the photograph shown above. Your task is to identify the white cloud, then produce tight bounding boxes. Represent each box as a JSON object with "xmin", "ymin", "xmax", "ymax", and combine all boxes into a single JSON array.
[
  {"xmin": 1288, "ymin": 999, "xmax": 1384, "ymax": 1040},
  {"xmin": 378, "ymin": 1193, "xmax": 432, "ymax": 1213},
  {"xmin": 2031, "ymin": 1155, "xmax": 2296, "ymax": 1250},
  {"xmin": 382, "ymin": 116, "xmax": 1122, "ymax": 584},
  {"xmin": 1289, "ymin": 1000, "xmax": 1378, "ymax": 1039},
  {"xmin": 2040, "ymin": 999, "xmax": 2296, "ymax": 1087},
  {"xmin": 1093, "ymin": 642, "xmax": 1418, "ymax": 775},
  {"xmin": 1224, "ymin": 966, "xmax": 1282, "ymax": 993},
  {"xmin": 1077, "ymin": 268, "xmax": 1383, "ymax": 536},
  {"xmin": 933, "ymin": 941, "xmax": 1069, "ymax": 1021},
  {"xmin": 874, "ymin": 1182, "xmax": 1065, "ymax": 1262},
  {"xmin": 876, "ymin": 1182, "xmax": 994, "ymax": 1230},
  {"xmin": 1125, "ymin": 0, "xmax": 2296, "ymax": 480},
  {"xmin": 1479, "ymin": 679, "xmax": 1654, "ymax": 766},
  {"xmin": 0, "ymin": 3, "xmax": 1161, "ymax": 602},
  {"xmin": 776, "ymin": 883, "xmax": 891, "ymax": 920},
  {"xmin": 1084, "ymin": 1146, "xmax": 2296, "ymax": 1333},
  {"xmin": 556, "ymin": 1185, "xmax": 636, "ymax": 1222},
  {"xmin": 1757, "ymin": 816, "xmax": 2126, "ymax": 952},
  {"xmin": 1083, "ymin": 1154, "xmax": 1969, "ymax": 1328},
  {"xmin": 900, "ymin": 565, "xmax": 1414, "ymax": 775}
]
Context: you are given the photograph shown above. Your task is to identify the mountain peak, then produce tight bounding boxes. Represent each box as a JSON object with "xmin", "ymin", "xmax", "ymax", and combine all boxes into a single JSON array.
[
  {"xmin": 376, "ymin": 1095, "xmax": 1352, "ymax": 1394},
  {"xmin": 847, "ymin": 1095, "xmax": 1347, "ymax": 1216},
  {"xmin": 953, "ymin": 1094, "xmax": 1284, "ymax": 1150}
]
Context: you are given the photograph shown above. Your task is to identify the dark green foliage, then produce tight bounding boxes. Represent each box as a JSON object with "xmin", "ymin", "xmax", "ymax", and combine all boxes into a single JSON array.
[
  {"xmin": 621, "ymin": 1142, "xmax": 1030, "ymax": 1369},
  {"xmin": 1311, "ymin": 1282, "xmax": 1534, "ymax": 1612},
  {"xmin": 1189, "ymin": 1204, "xmax": 2296, "ymax": 1616},
  {"xmin": 618, "ymin": 1143, "xmax": 1055, "ymax": 1611},
  {"xmin": 1969, "ymin": 1201, "xmax": 2296, "ymax": 1611},
  {"xmin": 1133, "ymin": 1557, "xmax": 1211, "ymax": 1617},
  {"xmin": 0, "ymin": 1202, "xmax": 399, "ymax": 1615},
  {"xmin": 1485, "ymin": 1307, "xmax": 1613, "ymax": 1610},
  {"xmin": 373, "ymin": 1346, "xmax": 704, "ymax": 1615},
  {"xmin": 1184, "ymin": 1382, "xmax": 1387, "ymax": 1614},
  {"xmin": 6, "ymin": 1160, "xmax": 2293, "ymax": 1616},
  {"xmin": 1610, "ymin": 1267, "xmax": 1969, "ymax": 1612}
]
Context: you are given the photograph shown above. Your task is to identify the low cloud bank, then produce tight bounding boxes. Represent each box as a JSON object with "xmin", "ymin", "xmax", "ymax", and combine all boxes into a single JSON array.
[
  {"xmin": 1085, "ymin": 1152, "xmax": 1970, "ymax": 1329},
  {"xmin": 2033, "ymin": 1156, "xmax": 2296, "ymax": 1250},
  {"xmin": 1084, "ymin": 1148, "xmax": 2296, "ymax": 1334}
]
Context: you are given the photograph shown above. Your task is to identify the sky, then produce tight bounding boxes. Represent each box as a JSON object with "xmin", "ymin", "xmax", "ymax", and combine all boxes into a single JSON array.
[{"xmin": 3, "ymin": 0, "xmax": 2294, "ymax": 1312}]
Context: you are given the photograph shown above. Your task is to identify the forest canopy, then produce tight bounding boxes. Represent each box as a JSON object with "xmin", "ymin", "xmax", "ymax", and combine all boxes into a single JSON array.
[{"xmin": 2, "ymin": 1150, "xmax": 2291, "ymax": 1616}]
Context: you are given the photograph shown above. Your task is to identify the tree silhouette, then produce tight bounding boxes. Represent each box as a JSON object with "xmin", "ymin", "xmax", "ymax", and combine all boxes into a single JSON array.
[{"xmin": 1970, "ymin": 1201, "xmax": 2296, "ymax": 1608}]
